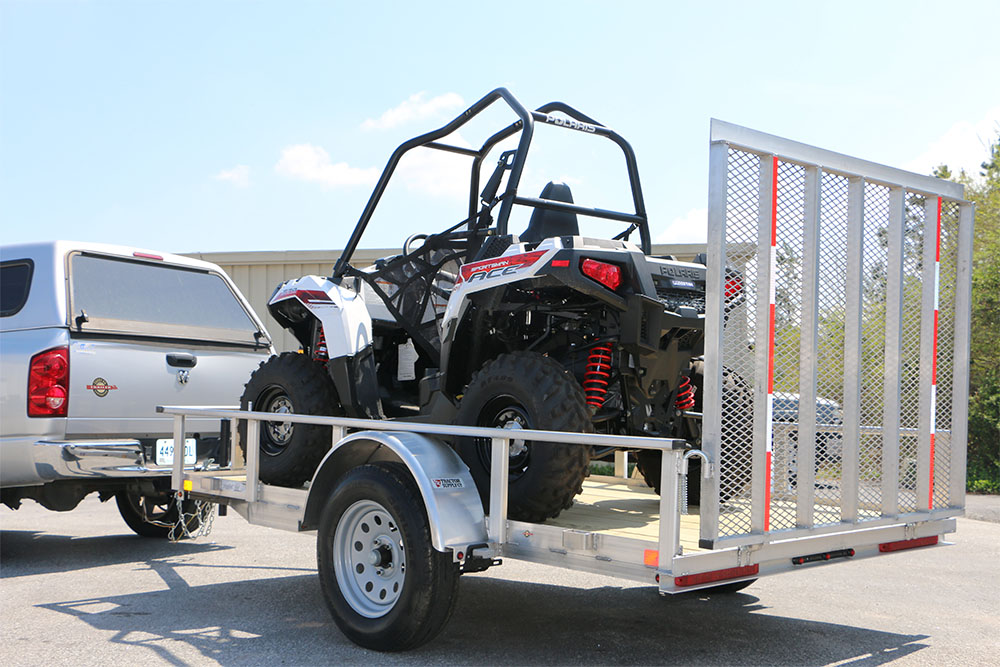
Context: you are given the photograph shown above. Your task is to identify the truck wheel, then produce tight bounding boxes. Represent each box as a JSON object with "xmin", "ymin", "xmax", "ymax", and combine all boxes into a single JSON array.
[
  {"xmin": 455, "ymin": 352, "xmax": 591, "ymax": 523},
  {"xmin": 636, "ymin": 362, "xmax": 752, "ymax": 506},
  {"xmin": 317, "ymin": 463, "xmax": 459, "ymax": 651},
  {"xmin": 115, "ymin": 488, "xmax": 200, "ymax": 539},
  {"xmin": 239, "ymin": 352, "xmax": 341, "ymax": 487}
]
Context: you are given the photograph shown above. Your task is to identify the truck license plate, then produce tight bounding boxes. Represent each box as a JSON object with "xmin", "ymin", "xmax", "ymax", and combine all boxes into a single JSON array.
[{"xmin": 155, "ymin": 438, "xmax": 197, "ymax": 466}]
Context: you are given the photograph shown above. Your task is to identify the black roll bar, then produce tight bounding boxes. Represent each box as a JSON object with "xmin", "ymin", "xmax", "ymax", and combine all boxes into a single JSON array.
[{"xmin": 333, "ymin": 88, "xmax": 650, "ymax": 278}]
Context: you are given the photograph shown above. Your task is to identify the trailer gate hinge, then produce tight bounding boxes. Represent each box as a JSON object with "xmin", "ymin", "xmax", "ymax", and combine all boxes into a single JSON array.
[{"xmin": 737, "ymin": 544, "xmax": 759, "ymax": 567}]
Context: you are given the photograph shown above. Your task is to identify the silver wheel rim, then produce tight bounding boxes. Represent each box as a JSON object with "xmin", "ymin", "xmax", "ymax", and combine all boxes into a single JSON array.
[
  {"xmin": 333, "ymin": 499, "xmax": 405, "ymax": 618},
  {"xmin": 265, "ymin": 395, "xmax": 293, "ymax": 444}
]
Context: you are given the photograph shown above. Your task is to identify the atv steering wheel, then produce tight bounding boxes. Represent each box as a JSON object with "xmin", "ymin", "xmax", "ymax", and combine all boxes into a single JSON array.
[{"xmin": 403, "ymin": 233, "xmax": 428, "ymax": 256}]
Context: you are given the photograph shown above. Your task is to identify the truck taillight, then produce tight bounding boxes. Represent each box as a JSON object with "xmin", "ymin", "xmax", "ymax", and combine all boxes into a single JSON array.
[
  {"xmin": 28, "ymin": 347, "xmax": 69, "ymax": 417},
  {"xmin": 724, "ymin": 275, "xmax": 743, "ymax": 299},
  {"xmin": 581, "ymin": 259, "xmax": 622, "ymax": 291}
]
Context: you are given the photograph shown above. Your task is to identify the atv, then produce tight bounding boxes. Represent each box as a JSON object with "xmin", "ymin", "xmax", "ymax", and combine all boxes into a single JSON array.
[{"xmin": 239, "ymin": 88, "xmax": 749, "ymax": 522}]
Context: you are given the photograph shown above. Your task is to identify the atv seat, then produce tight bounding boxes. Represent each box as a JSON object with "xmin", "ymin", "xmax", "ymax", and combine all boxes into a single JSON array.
[{"xmin": 520, "ymin": 181, "xmax": 579, "ymax": 244}]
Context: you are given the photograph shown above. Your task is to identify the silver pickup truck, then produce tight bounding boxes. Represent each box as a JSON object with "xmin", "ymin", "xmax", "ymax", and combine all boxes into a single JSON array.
[{"xmin": 0, "ymin": 241, "xmax": 273, "ymax": 537}]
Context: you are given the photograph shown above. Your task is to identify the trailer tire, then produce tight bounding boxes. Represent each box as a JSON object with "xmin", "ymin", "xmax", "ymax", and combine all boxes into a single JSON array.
[
  {"xmin": 636, "ymin": 362, "xmax": 752, "ymax": 505},
  {"xmin": 455, "ymin": 352, "xmax": 592, "ymax": 523},
  {"xmin": 317, "ymin": 463, "xmax": 459, "ymax": 651},
  {"xmin": 115, "ymin": 488, "xmax": 200, "ymax": 539},
  {"xmin": 238, "ymin": 352, "xmax": 341, "ymax": 487},
  {"xmin": 700, "ymin": 578, "xmax": 756, "ymax": 594}
]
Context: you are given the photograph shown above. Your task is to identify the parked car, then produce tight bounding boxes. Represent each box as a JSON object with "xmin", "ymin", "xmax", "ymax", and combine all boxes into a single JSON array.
[
  {"xmin": 772, "ymin": 391, "xmax": 844, "ymax": 461},
  {"xmin": 0, "ymin": 241, "xmax": 273, "ymax": 537}
]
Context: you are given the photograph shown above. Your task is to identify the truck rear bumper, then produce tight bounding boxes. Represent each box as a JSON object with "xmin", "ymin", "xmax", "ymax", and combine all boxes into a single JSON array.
[{"xmin": 32, "ymin": 439, "xmax": 175, "ymax": 481}]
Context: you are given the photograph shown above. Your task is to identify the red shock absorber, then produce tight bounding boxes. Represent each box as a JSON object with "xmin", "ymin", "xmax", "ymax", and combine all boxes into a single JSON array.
[
  {"xmin": 675, "ymin": 375, "xmax": 696, "ymax": 411},
  {"xmin": 313, "ymin": 326, "xmax": 328, "ymax": 361},
  {"xmin": 583, "ymin": 341, "xmax": 615, "ymax": 408}
]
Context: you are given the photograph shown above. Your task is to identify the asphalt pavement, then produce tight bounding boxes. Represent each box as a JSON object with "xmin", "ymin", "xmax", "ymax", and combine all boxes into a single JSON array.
[{"xmin": 2, "ymin": 495, "xmax": 998, "ymax": 666}]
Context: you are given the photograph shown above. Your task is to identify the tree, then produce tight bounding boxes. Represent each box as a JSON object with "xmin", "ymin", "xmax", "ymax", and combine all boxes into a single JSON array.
[{"xmin": 958, "ymin": 132, "xmax": 1000, "ymax": 490}]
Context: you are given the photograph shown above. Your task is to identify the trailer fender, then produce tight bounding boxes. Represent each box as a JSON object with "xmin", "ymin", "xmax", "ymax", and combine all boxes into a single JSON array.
[{"xmin": 301, "ymin": 430, "xmax": 487, "ymax": 554}]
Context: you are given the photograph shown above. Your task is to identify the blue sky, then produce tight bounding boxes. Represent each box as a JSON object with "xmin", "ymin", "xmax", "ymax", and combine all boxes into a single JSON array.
[{"xmin": 2, "ymin": 1, "xmax": 998, "ymax": 255}]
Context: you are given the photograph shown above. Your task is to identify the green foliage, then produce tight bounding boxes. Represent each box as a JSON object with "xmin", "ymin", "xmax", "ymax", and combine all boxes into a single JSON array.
[{"xmin": 959, "ymin": 131, "xmax": 1000, "ymax": 491}]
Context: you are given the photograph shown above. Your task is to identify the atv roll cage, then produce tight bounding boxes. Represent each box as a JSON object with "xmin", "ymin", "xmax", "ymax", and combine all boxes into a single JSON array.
[{"xmin": 332, "ymin": 87, "xmax": 652, "ymax": 281}]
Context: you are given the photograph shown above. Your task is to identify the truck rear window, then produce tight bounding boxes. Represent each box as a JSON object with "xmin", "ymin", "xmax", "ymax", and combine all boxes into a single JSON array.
[
  {"xmin": 69, "ymin": 253, "xmax": 262, "ymax": 344},
  {"xmin": 1, "ymin": 260, "xmax": 33, "ymax": 317}
]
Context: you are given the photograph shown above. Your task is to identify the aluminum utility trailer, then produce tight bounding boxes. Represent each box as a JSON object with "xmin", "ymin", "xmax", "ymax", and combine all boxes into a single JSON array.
[{"xmin": 161, "ymin": 121, "xmax": 973, "ymax": 652}]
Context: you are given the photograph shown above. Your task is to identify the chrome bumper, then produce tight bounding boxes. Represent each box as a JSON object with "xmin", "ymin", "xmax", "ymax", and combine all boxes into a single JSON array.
[{"xmin": 32, "ymin": 440, "xmax": 174, "ymax": 481}]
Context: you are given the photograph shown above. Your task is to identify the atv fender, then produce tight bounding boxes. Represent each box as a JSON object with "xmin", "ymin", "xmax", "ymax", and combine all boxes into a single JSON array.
[{"xmin": 301, "ymin": 431, "xmax": 487, "ymax": 554}]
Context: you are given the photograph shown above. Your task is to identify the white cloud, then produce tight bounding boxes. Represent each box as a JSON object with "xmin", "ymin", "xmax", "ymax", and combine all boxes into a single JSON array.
[
  {"xmin": 655, "ymin": 208, "xmax": 708, "ymax": 244},
  {"xmin": 215, "ymin": 165, "xmax": 250, "ymax": 188},
  {"xmin": 392, "ymin": 132, "xmax": 475, "ymax": 200},
  {"xmin": 904, "ymin": 106, "xmax": 1000, "ymax": 177},
  {"xmin": 361, "ymin": 92, "xmax": 465, "ymax": 131},
  {"xmin": 275, "ymin": 144, "xmax": 378, "ymax": 188}
]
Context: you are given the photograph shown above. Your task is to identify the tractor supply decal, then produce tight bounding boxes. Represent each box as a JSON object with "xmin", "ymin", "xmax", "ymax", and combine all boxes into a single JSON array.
[
  {"xmin": 432, "ymin": 478, "xmax": 465, "ymax": 489},
  {"xmin": 87, "ymin": 377, "xmax": 118, "ymax": 397},
  {"xmin": 457, "ymin": 250, "xmax": 548, "ymax": 285}
]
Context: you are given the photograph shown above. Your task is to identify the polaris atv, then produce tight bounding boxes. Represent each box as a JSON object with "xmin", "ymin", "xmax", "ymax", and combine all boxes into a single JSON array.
[{"xmin": 240, "ymin": 88, "xmax": 748, "ymax": 522}]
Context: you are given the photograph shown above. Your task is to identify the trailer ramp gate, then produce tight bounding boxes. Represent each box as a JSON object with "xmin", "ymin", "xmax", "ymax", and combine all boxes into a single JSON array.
[{"xmin": 701, "ymin": 120, "xmax": 973, "ymax": 548}]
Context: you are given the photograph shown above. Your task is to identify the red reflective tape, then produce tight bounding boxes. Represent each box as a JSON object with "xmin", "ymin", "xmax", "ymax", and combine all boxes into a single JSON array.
[
  {"xmin": 551, "ymin": 259, "xmax": 570, "ymax": 268},
  {"xmin": 936, "ymin": 197, "xmax": 942, "ymax": 262},
  {"xmin": 675, "ymin": 564, "xmax": 759, "ymax": 588},
  {"xmin": 767, "ymin": 303, "xmax": 776, "ymax": 393},
  {"xmin": 771, "ymin": 157, "xmax": 779, "ymax": 245},
  {"xmin": 764, "ymin": 450, "xmax": 772, "ymax": 531},
  {"xmin": 879, "ymin": 535, "xmax": 938, "ymax": 553}
]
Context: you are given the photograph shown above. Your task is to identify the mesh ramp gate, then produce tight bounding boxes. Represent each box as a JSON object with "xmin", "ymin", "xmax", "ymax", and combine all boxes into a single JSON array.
[{"xmin": 700, "ymin": 120, "xmax": 974, "ymax": 548}]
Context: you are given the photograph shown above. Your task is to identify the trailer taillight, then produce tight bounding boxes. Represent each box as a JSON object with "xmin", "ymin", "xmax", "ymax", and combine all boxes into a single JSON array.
[
  {"xmin": 28, "ymin": 347, "xmax": 69, "ymax": 417},
  {"xmin": 581, "ymin": 259, "xmax": 622, "ymax": 291}
]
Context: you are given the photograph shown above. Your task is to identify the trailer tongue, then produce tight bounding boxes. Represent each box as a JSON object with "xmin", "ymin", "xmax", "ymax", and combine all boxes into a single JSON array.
[{"xmin": 160, "ymin": 116, "xmax": 972, "ymax": 652}]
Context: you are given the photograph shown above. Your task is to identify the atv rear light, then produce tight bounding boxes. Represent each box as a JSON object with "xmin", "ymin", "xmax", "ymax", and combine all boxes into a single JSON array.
[
  {"xmin": 674, "ymin": 564, "xmax": 758, "ymax": 587},
  {"xmin": 724, "ymin": 275, "xmax": 743, "ymax": 299},
  {"xmin": 28, "ymin": 346, "xmax": 69, "ymax": 417},
  {"xmin": 879, "ymin": 536, "xmax": 938, "ymax": 552},
  {"xmin": 581, "ymin": 259, "xmax": 622, "ymax": 291}
]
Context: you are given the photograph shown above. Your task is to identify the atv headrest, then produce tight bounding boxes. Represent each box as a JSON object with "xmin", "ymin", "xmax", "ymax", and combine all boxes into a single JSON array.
[{"xmin": 520, "ymin": 181, "xmax": 579, "ymax": 244}]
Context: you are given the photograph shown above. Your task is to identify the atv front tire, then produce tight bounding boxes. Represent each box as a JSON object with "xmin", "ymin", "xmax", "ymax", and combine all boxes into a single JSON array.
[
  {"xmin": 455, "ymin": 352, "xmax": 591, "ymax": 523},
  {"xmin": 239, "ymin": 352, "xmax": 342, "ymax": 487}
]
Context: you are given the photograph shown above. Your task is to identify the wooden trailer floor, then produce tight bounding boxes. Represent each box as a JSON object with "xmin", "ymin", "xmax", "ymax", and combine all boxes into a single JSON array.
[{"xmin": 549, "ymin": 476, "xmax": 705, "ymax": 553}]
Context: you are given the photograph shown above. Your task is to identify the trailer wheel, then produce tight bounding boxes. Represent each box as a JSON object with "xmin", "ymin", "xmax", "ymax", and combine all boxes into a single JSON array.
[
  {"xmin": 115, "ymin": 488, "xmax": 200, "ymax": 539},
  {"xmin": 455, "ymin": 352, "xmax": 592, "ymax": 523},
  {"xmin": 700, "ymin": 578, "xmax": 756, "ymax": 594},
  {"xmin": 317, "ymin": 463, "xmax": 459, "ymax": 651},
  {"xmin": 238, "ymin": 352, "xmax": 341, "ymax": 487}
]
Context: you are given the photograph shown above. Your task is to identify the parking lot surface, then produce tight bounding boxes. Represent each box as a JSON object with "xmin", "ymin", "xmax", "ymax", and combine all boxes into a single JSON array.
[{"xmin": 2, "ymin": 496, "xmax": 998, "ymax": 666}]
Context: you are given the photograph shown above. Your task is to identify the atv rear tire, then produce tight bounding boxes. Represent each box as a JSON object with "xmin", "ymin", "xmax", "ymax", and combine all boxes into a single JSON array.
[
  {"xmin": 455, "ymin": 352, "xmax": 591, "ymax": 523},
  {"xmin": 239, "ymin": 352, "xmax": 342, "ymax": 487},
  {"xmin": 636, "ymin": 361, "xmax": 752, "ymax": 506}
]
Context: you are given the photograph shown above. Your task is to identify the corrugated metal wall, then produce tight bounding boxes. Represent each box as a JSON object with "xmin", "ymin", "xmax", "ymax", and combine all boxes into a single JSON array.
[{"xmin": 185, "ymin": 244, "xmax": 706, "ymax": 353}]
